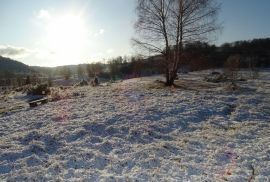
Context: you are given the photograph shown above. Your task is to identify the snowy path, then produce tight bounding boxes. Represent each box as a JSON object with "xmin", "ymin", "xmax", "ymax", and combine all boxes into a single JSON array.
[{"xmin": 0, "ymin": 72, "xmax": 270, "ymax": 181}]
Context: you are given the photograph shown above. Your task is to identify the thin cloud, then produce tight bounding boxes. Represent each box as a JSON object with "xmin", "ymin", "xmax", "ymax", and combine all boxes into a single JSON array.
[
  {"xmin": 37, "ymin": 9, "xmax": 51, "ymax": 20},
  {"xmin": 94, "ymin": 29, "xmax": 105, "ymax": 37},
  {"xmin": 99, "ymin": 29, "xmax": 104, "ymax": 35},
  {"xmin": 106, "ymin": 48, "xmax": 114, "ymax": 54},
  {"xmin": 0, "ymin": 45, "xmax": 30, "ymax": 58}
]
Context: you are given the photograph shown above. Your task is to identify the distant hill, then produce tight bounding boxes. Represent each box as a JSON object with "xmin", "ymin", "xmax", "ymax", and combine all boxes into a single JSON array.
[
  {"xmin": 31, "ymin": 65, "xmax": 81, "ymax": 76},
  {"xmin": 0, "ymin": 56, "xmax": 33, "ymax": 77}
]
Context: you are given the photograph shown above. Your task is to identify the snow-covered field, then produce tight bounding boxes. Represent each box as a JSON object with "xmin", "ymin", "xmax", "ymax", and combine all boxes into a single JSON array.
[{"xmin": 0, "ymin": 70, "xmax": 270, "ymax": 181}]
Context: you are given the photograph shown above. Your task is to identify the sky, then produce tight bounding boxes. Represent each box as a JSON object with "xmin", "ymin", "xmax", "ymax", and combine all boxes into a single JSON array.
[{"xmin": 0, "ymin": 0, "xmax": 270, "ymax": 67}]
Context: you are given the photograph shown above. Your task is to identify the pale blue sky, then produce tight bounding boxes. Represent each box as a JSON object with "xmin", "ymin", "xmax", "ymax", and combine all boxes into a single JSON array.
[
  {"xmin": 218, "ymin": 0, "xmax": 270, "ymax": 44},
  {"xmin": 0, "ymin": 0, "xmax": 269, "ymax": 66}
]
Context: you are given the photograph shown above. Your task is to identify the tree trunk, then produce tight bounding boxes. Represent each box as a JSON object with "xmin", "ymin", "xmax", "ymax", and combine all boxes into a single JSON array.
[
  {"xmin": 165, "ymin": 76, "xmax": 175, "ymax": 86},
  {"xmin": 165, "ymin": 70, "xmax": 177, "ymax": 86},
  {"xmin": 165, "ymin": 68, "xmax": 169, "ymax": 85}
]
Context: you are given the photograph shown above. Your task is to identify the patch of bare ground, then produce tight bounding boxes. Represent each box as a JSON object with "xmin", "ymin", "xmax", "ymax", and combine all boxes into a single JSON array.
[
  {"xmin": 0, "ymin": 105, "xmax": 25, "ymax": 116},
  {"xmin": 174, "ymin": 79, "xmax": 222, "ymax": 90},
  {"xmin": 145, "ymin": 79, "xmax": 222, "ymax": 91},
  {"xmin": 145, "ymin": 80, "xmax": 166, "ymax": 89}
]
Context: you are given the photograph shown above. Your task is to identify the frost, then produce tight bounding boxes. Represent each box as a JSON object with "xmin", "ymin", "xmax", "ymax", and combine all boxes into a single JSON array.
[{"xmin": 0, "ymin": 70, "xmax": 270, "ymax": 181}]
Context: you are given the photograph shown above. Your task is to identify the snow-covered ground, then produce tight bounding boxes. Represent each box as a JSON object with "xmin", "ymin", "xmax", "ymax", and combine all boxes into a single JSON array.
[{"xmin": 0, "ymin": 70, "xmax": 270, "ymax": 181}]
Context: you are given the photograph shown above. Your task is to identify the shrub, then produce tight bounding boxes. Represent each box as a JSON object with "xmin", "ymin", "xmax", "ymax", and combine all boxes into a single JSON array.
[
  {"xmin": 224, "ymin": 82, "xmax": 240, "ymax": 91},
  {"xmin": 27, "ymin": 84, "xmax": 50, "ymax": 95},
  {"xmin": 249, "ymin": 68, "xmax": 260, "ymax": 79},
  {"xmin": 224, "ymin": 55, "xmax": 241, "ymax": 81},
  {"xmin": 204, "ymin": 72, "xmax": 227, "ymax": 83},
  {"xmin": 49, "ymin": 89, "xmax": 62, "ymax": 101}
]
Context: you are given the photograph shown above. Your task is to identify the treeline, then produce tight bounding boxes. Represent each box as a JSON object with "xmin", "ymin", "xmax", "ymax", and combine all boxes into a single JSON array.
[
  {"xmin": 100, "ymin": 38, "xmax": 270, "ymax": 78},
  {"xmin": 183, "ymin": 38, "xmax": 270, "ymax": 71},
  {"xmin": 102, "ymin": 38, "xmax": 270, "ymax": 78},
  {"xmin": 1, "ymin": 38, "xmax": 269, "ymax": 86},
  {"xmin": 28, "ymin": 56, "xmax": 158, "ymax": 82},
  {"xmin": 63, "ymin": 56, "xmax": 162, "ymax": 81}
]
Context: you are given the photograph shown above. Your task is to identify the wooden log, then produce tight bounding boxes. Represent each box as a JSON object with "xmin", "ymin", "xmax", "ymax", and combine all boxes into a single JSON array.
[
  {"xmin": 29, "ymin": 102, "xmax": 38, "ymax": 107},
  {"xmin": 28, "ymin": 98, "xmax": 48, "ymax": 107},
  {"xmin": 41, "ymin": 99, "xmax": 48, "ymax": 104}
]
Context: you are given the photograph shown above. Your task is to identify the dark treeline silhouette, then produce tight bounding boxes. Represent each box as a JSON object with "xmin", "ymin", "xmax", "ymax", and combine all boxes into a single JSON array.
[
  {"xmin": 174, "ymin": 38, "xmax": 270, "ymax": 72},
  {"xmin": 106, "ymin": 38, "xmax": 270, "ymax": 80},
  {"xmin": 107, "ymin": 56, "xmax": 157, "ymax": 80},
  {"xmin": 207, "ymin": 38, "xmax": 270, "ymax": 68}
]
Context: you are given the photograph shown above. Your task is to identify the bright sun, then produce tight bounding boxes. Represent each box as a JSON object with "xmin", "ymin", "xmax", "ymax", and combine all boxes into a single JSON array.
[{"xmin": 45, "ymin": 13, "xmax": 88, "ymax": 65}]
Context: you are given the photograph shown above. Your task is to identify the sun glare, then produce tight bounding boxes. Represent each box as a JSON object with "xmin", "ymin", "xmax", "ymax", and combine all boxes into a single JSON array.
[{"xmin": 45, "ymin": 13, "xmax": 88, "ymax": 65}]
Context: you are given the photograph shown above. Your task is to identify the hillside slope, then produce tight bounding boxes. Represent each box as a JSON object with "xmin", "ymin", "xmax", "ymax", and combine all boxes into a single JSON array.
[{"xmin": 0, "ymin": 56, "xmax": 32, "ymax": 75}]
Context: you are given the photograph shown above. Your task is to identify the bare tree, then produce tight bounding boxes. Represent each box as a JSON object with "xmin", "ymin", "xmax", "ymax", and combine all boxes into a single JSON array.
[
  {"xmin": 61, "ymin": 66, "xmax": 71, "ymax": 80},
  {"xmin": 86, "ymin": 63, "xmax": 103, "ymax": 78},
  {"xmin": 133, "ymin": 0, "xmax": 220, "ymax": 86},
  {"xmin": 108, "ymin": 57, "xmax": 123, "ymax": 80},
  {"xmin": 247, "ymin": 57, "xmax": 259, "ymax": 79},
  {"xmin": 77, "ymin": 64, "xmax": 85, "ymax": 80},
  {"xmin": 224, "ymin": 55, "xmax": 241, "ymax": 82}
]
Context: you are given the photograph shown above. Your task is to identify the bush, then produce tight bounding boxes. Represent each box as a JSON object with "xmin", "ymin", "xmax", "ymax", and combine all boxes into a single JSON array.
[
  {"xmin": 90, "ymin": 77, "xmax": 99, "ymax": 87},
  {"xmin": 224, "ymin": 55, "xmax": 241, "ymax": 81},
  {"xmin": 49, "ymin": 89, "xmax": 62, "ymax": 101},
  {"xmin": 27, "ymin": 84, "xmax": 50, "ymax": 95},
  {"xmin": 80, "ymin": 80, "xmax": 88, "ymax": 86},
  {"xmin": 204, "ymin": 72, "xmax": 227, "ymax": 83},
  {"xmin": 224, "ymin": 82, "xmax": 240, "ymax": 91},
  {"xmin": 249, "ymin": 68, "xmax": 260, "ymax": 79}
]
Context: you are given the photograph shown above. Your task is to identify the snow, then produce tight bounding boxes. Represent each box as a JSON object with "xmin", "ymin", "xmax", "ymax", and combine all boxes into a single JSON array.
[{"xmin": 0, "ymin": 70, "xmax": 270, "ymax": 181}]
